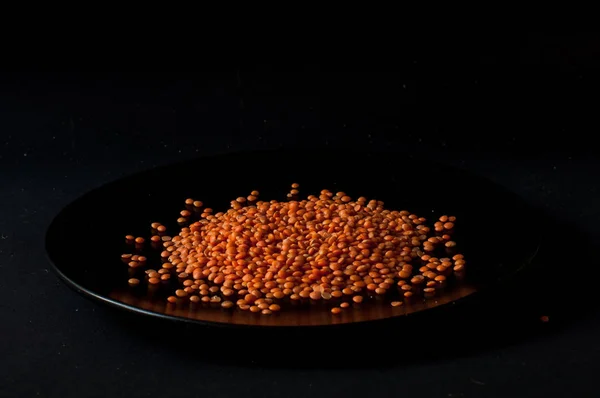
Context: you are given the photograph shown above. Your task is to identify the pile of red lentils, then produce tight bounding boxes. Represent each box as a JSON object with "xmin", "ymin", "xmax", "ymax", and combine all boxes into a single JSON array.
[{"xmin": 123, "ymin": 184, "xmax": 466, "ymax": 315}]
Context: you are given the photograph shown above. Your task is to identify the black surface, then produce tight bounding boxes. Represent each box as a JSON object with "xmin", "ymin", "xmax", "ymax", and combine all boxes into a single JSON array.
[
  {"xmin": 45, "ymin": 149, "xmax": 540, "ymax": 328},
  {"xmin": 3, "ymin": 35, "xmax": 600, "ymax": 397}
]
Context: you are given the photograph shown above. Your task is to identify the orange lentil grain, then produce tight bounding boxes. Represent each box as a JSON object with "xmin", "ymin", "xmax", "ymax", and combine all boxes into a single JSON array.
[{"xmin": 123, "ymin": 185, "xmax": 467, "ymax": 314}]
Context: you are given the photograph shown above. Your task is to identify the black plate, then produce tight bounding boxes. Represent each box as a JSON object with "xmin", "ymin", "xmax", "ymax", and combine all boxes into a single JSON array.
[{"xmin": 45, "ymin": 149, "xmax": 541, "ymax": 329}]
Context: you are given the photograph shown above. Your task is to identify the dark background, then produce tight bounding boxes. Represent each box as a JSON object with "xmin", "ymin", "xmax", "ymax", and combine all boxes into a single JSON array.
[{"xmin": 2, "ymin": 32, "xmax": 600, "ymax": 397}]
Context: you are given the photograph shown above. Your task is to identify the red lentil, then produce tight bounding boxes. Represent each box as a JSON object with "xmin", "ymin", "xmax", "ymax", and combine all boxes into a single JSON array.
[
  {"xmin": 221, "ymin": 301, "xmax": 234, "ymax": 309},
  {"xmin": 123, "ymin": 186, "xmax": 467, "ymax": 314}
]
